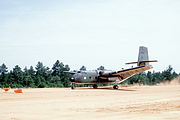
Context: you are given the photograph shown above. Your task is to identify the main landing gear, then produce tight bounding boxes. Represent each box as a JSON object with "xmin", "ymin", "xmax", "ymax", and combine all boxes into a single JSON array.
[
  {"xmin": 113, "ymin": 85, "xmax": 119, "ymax": 89},
  {"xmin": 71, "ymin": 83, "xmax": 75, "ymax": 89},
  {"xmin": 93, "ymin": 84, "xmax": 98, "ymax": 89}
]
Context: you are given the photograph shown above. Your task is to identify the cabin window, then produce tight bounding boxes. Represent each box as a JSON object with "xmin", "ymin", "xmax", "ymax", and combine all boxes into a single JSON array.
[{"xmin": 89, "ymin": 77, "xmax": 91, "ymax": 79}]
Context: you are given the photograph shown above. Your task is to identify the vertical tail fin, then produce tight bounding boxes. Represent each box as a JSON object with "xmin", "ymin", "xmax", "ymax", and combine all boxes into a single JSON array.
[
  {"xmin": 138, "ymin": 46, "xmax": 149, "ymax": 66},
  {"xmin": 126, "ymin": 46, "xmax": 157, "ymax": 66}
]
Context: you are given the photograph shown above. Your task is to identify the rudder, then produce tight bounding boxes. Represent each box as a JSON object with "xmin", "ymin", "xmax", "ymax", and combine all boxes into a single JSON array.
[{"xmin": 138, "ymin": 46, "xmax": 149, "ymax": 66}]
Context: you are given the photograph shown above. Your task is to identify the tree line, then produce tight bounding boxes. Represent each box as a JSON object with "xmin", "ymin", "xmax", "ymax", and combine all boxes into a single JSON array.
[
  {"xmin": 0, "ymin": 60, "xmax": 179, "ymax": 88},
  {"xmin": 0, "ymin": 60, "xmax": 71, "ymax": 88},
  {"xmin": 124, "ymin": 65, "xmax": 178, "ymax": 85}
]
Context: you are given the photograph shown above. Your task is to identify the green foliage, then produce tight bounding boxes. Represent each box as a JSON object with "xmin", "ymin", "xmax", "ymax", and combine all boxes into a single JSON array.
[
  {"xmin": 125, "ymin": 65, "xmax": 178, "ymax": 85},
  {"xmin": 0, "ymin": 62, "xmax": 179, "ymax": 88},
  {"xmin": 52, "ymin": 60, "xmax": 61, "ymax": 76},
  {"xmin": 80, "ymin": 66, "xmax": 86, "ymax": 71},
  {"xmin": 161, "ymin": 65, "xmax": 176, "ymax": 81},
  {"xmin": 0, "ymin": 63, "xmax": 8, "ymax": 74},
  {"xmin": 97, "ymin": 66, "xmax": 105, "ymax": 70},
  {"xmin": 0, "ymin": 61, "xmax": 71, "ymax": 88}
]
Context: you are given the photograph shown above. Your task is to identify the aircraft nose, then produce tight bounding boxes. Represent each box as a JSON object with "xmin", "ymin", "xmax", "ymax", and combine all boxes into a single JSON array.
[{"xmin": 69, "ymin": 77, "xmax": 75, "ymax": 82}]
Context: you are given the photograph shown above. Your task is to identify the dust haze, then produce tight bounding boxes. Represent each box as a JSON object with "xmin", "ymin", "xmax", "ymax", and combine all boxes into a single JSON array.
[{"xmin": 164, "ymin": 76, "xmax": 180, "ymax": 85}]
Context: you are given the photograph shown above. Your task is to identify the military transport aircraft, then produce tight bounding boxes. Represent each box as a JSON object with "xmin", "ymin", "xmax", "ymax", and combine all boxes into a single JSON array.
[{"xmin": 65, "ymin": 46, "xmax": 157, "ymax": 89}]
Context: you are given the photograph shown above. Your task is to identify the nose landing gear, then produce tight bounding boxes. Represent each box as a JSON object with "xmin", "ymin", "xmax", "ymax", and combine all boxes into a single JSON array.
[
  {"xmin": 113, "ymin": 85, "xmax": 119, "ymax": 89},
  {"xmin": 93, "ymin": 84, "xmax": 98, "ymax": 89},
  {"xmin": 71, "ymin": 83, "xmax": 75, "ymax": 89}
]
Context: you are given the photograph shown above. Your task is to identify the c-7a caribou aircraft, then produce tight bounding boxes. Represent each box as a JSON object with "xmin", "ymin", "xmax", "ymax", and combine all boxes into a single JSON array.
[{"xmin": 65, "ymin": 46, "xmax": 157, "ymax": 89}]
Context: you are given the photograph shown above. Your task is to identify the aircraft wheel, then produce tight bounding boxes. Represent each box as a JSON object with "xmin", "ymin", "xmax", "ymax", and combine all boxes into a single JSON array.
[
  {"xmin": 113, "ymin": 85, "xmax": 119, "ymax": 89},
  {"xmin": 71, "ymin": 83, "xmax": 75, "ymax": 89},
  {"xmin": 93, "ymin": 84, "xmax": 98, "ymax": 89}
]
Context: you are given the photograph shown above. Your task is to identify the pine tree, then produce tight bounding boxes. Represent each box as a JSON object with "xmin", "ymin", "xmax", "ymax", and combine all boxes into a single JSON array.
[
  {"xmin": 80, "ymin": 66, "xmax": 86, "ymax": 71},
  {"xmin": 97, "ymin": 66, "xmax": 105, "ymax": 70}
]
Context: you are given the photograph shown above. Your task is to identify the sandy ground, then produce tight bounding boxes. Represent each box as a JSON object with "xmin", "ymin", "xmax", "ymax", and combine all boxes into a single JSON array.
[{"xmin": 0, "ymin": 84, "xmax": 180, "ymax": 120}]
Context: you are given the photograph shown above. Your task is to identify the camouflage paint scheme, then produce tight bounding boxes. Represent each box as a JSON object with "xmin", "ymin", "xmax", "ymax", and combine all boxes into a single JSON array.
[{"xmin": 66, "ymin": 46, "xmax": 157, "ymax": 89}]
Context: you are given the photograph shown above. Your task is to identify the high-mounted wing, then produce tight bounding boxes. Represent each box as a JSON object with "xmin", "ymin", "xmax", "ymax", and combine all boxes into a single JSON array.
[
  {"xmin": 99, "ymin": 65, "xmax": 152, "ymax": 82},
  {"xmin": 64, "ymin": 71, "xmax": 77, "ymax": 75}
]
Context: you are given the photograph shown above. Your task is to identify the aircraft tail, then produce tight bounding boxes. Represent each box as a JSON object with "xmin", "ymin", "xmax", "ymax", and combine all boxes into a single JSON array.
[{"xmin": 126, "ymin": 46, "xmax": 157, "ymax": 66}]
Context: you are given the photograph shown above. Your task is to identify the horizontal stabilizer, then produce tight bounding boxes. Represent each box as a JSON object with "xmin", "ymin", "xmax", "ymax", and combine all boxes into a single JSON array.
[
  {"xmin": 125, "ymin": 62, "xmax": 138, "ymax": 64},
  {"xmin": 126, "ymin": 60, "xmax": 158, "ymax": 65},
  {"xmin": 126, "ymin": 46, "xmax": 158, "ymax": 66}
]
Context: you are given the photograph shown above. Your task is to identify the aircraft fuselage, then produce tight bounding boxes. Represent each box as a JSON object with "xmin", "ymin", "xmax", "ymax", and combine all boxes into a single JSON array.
[{"xmin": 70, "ymin": 70, "xmax": 119, "ymax": 85}]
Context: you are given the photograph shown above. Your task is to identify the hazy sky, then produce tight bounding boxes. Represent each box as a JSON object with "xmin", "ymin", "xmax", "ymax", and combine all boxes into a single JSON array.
[{"xmin": 0, "ymin": 0, "xmax": 180, "ymax": 72}]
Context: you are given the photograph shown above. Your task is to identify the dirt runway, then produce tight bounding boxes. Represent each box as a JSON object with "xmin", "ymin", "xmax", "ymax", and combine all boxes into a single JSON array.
[{"xmin": 0, "ymin": 85, "xmax": 180, "ymax": 120}]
